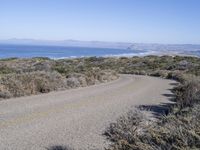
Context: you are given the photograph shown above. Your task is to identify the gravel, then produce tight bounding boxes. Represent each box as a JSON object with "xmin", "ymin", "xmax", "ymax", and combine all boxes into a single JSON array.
[{"xmin": 0, "ymin": 75, "xmax": 176, "ymax": 150}]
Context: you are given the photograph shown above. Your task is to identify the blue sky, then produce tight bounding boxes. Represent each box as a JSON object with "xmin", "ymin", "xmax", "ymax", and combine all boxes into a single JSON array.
[{"xmin": 0, "ymin": 0, "xmax": 200, "ymax": 44}]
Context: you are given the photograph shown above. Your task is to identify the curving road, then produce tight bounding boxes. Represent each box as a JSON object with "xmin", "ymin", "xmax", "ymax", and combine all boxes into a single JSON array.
[{"xmin": 0, "ymin": 75, "xmax": 176, "ymax": 150}]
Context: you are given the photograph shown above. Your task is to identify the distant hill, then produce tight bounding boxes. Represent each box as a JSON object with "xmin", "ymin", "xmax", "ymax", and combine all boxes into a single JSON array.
[
  {"xmin": 0, "ymin": 39, "xmax": 132, "ymax": 49},
  {"xmin": 128, "ymin": 43, "xmax": 200, "ymax": 52}
]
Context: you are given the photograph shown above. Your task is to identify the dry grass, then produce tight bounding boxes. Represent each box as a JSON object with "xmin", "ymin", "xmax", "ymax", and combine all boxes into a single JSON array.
[
  {"xmin": 174, "ymin": 76, "xmax": 200, "ymax": 108},
  {"xmin": 0, "ymin": 57, "xmax": 119, "ymax": 99},
  {"xmin": 0, "ymin": 68, "xmax": 118, "ymax": 99},
  {"xmin": 105, "ymin": 105, "xmax": 200, "ymax": 150}
]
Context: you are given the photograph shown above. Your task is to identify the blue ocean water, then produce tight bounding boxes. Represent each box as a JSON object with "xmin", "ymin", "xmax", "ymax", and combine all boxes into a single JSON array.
[{"xmin": 0, "ymin": 44, "xmax": 147, "ymax": 59}]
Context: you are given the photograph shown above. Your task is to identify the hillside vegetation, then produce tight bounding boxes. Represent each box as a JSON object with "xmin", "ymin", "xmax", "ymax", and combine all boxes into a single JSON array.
[
  {"xmin": 0, "ymin": 57, "xmax": 118, "ymax": 99},
  {"xmin": 1, "ymin": 55, "xmax": 200, "ymax": 99},
  {"xmin": 1, "ymin": 55, "xmax": 200, "ymax": 149}
]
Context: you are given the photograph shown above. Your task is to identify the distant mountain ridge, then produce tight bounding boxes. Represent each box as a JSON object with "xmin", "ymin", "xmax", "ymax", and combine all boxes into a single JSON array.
[
  {"xmin": 0, "ymin": 39, "xmax": 132, "ymax": 49},
  {"xmin": 128, "ymin": 43, "xmax": 200, "ymax": 52}
]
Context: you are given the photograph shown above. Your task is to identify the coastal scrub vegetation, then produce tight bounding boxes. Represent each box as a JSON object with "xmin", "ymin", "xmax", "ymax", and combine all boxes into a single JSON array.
[
  {"xmin": 0, "ymin": 55, "xmax": 200, "ymax": 99},
  {"xmin": 0, "ymin": 57, "xmax": 118, "ymax": 99},
  {"xmin": 105, "ymin": 103, "xmax": 200, "ymax": 150},
  {"xmin": 0, "ymin": 55, "xmax": 200, "ymax": 149}
]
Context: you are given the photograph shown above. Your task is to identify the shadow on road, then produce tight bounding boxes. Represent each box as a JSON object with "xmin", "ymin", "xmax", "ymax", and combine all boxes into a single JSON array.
[
  {"xmin": 46, "ymin": 145, "xmax": 74, "ymax": 150},
  {"xmin": 138, "ymin": 87, "xmax": 176, "ymax": 118}
]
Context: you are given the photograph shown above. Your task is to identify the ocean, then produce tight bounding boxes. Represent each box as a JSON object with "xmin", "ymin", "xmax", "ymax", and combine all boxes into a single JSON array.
[{"xmin": 0, "ymin": 44, "xmax": 148, "ymax": 59}]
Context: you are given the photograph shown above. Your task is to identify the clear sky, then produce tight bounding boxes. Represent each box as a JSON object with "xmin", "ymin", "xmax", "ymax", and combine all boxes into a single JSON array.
[{"xmin": 0, "ymin": 0, "xmax": 200, "ymax": 44}]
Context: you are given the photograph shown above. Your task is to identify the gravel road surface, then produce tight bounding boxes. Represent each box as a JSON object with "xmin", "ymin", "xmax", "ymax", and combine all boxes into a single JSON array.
[{"xmin": 0, "ymin": 75, "xmax": 176, "ymax": 150}]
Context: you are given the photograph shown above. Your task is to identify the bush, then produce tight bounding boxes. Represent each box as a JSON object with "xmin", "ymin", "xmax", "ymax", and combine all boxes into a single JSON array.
[
  {"xmin": 0, "ymin": 68, "xmax": 118, "ymax": 99},
  {"xmin": 0, "ymin": 66, "xmax": 15, "ymax": 74},
  {"xmin": 105, "ymin": 106, "xmax": 200, "ymax": 150},
  {"xmin": 0, "ymin": 71, "xmax": 66, "ymax": 98},
  {"xmin": 174, "ymin": 76, "xmax": 200, "ymax": 108}
]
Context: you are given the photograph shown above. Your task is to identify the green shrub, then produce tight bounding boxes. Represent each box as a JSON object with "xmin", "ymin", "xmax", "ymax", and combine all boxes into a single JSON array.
[{"xmin": 0, "ymin": 66, "xmax": 15, "ymax": 74}]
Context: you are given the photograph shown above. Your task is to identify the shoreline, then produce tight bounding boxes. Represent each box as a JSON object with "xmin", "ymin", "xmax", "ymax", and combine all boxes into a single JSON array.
[{"xmin": 0, "ymin": 52, "xmax": 199, "ymax": 60}]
